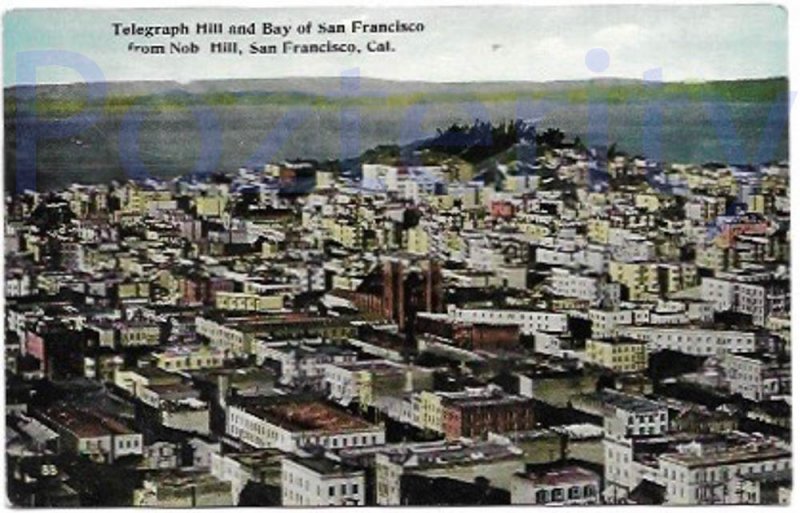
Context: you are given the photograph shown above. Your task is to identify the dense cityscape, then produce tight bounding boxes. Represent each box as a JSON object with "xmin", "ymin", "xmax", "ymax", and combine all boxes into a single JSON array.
[{"xmin": 5, "ymin": 122, "xmax": 792, "ymax": 506}]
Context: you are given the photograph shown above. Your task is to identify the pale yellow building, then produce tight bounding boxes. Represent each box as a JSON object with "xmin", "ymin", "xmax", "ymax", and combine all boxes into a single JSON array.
[
  {"xmin": 193, "ymin": 195, "xmax": 228, "ymax": 217},
  {"xmin": 585, "ymin": 337, "xmax": 648, "ymax": 374},
  {"xmin": 117, "ymin": 281, "xmax": 151, "ymax": 300},
  {"xmin": 747, "ymin": 194, "xmax": 766, "ymax": 214},
  {"xmin": 587, "ymin": 218, "xmax": 611, "ymax": 244},
  {"xmin": 634, "ymin": 193, "xmax": 661, "ymax": 212},
  {"xmin": 323, "ymin": 218, "xmax": 363, "ymax": 249},
  {"xmin": 405, "ymin": 226, "xmax": 430, "ymax": 255},
  {"xmin": 315, "ymin": 171, "xmax": 335, "ymax": 190},
  {"xmin": 416, "ymin": 391, "xmax": 443, "ymax": 433},
  {"xmin": 428, "ymin": 194, "xmax": 455, "ymax": 211},
  {"xmin": 121, "ymin": 187, "xmax": 173, "ymax": 214},
  {"xmin": 215, "ymin": 292, "xmax": 284, "ymax": 312},
  {"xmin": 659, "ymin": 263, "xmax": 698, "ymax": 294},
  {"xmin": 153, "ymin": 346, "xmax": 226, "ymax": 372},
  {"xmin": 608, "ymin": 261, "xmax": 658, "ymax": 301},
  {"xmin": 119, "ymin": 322, "xmax": 161, "ymax": 347}
]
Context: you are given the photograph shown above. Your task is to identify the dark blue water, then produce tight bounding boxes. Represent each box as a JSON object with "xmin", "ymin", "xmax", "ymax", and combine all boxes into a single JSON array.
[{"xmin": 5, "ymin": 99, "xmax": 789, "ymax": 192}]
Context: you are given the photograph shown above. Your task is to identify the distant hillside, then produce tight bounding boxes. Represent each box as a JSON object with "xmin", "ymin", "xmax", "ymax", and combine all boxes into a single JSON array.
[
  {"xmin": 4, "ymin": 76, "xmax": 789, "ymax": 118},
  {"xmin": 4, "ymin": 76, "xmax": 789, "ymax": 192}
]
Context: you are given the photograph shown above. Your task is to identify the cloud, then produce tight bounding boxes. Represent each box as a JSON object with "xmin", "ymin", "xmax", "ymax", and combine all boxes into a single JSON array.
[{"xmin": 592, "ymin": 23, "xmax": 648, "ymax": 52}]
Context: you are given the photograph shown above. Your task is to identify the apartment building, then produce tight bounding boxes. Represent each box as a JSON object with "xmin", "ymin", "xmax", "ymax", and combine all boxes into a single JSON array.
[
  {"xmin": 659, "ymin": 439, "xmax": 791, "ymax": 505},
  {"xmin": 511, "ymin": 461, "xmax": 601, "ymax": 505},
  {"xmin": 722, "ymin": 352, "xmax": 790, "ymax": 402},
  {"xmin": 281, "ymin": 456, "xmax": 366, "ymax": 506},
  {"xmin": 447, "ymin": 306, "xmax": 568, "ymax": 335},
  {"xmin": 226, "ymin": 398, "xmax": 385, "ymax": 453},
  {"xmin": 585, "ymin": 337, "xmax": 648, "ymax": 374},
  {"xmin": 618, "ymin": 326, "xmax": 757, "ymax": 356}
]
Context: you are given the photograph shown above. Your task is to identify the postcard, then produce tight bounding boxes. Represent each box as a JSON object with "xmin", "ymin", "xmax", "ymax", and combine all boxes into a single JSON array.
[{"xmin": 2, "ymin": 3, "xmax": 792, "ymax": 508}]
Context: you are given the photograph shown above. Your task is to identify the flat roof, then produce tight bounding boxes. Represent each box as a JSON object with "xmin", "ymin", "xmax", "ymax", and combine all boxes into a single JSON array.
[
  {"xmin": 225, "ymin": 449, "xmax": 284, "ymax": 467},
  {"xmin": 438, "ymin": 389, "xmax": 530, "ymax": 408},
  {"xmin": 591, "ymin": 336, "xmax": 648, "ymax": 345},
  {"xmin": 600, "ymin": 390, "xmax": 665, "ymax": 414},
  {"xmin": 728, "ymin": 352, "xmax": 781, "ymax": 365},
  {"xmin": 40, "ymin": 405, "xmax": 136, "ymax": 438},
  {"xmin": 239, "ymin": 400, "xmax": 377, "ymax": 434},
  {"xmin": 339, "ymin": 440, "xmax": 523, "ymax": 468},
  {"xmin": 286, "ymin": 456, "xmax": 363, "ymax": 477},
  {"xmin": 154, "ymin": 345, "xmax": 224, "ymax": 358},
  {"xmin": 130, "ymin": 367, "xmax": 184, "ymax": 381},
  {"xmin": 332, "ymin": 360, "xmax": 405, "ymax": 373},
  {"xmin": 516, "ymin": 464, "xmax": 599, "ymax": 487},
  {"xmin": 660, "ymin": 443, "xmax": 790, "ymax": 469}
]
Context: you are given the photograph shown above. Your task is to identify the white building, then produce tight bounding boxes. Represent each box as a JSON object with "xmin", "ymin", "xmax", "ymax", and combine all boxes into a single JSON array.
[
  {"xmin": 5, "ymin": 272, "xmax": 32, "ymax": 297},
  {"xmin": 618, "ymin": 326, "xmax": 757, "ymax": 356},
  {"xmin": 141, "ymin": 442, "xmax": 180, "ymax": 470},
  {"xmin": 722, "ymin": 352, "xmax": 791, "ymax": 402},
  {"xmin": 447, "ymin": 306, "xmax": 568, "ymax": 335},
  {"xmin": 38, "ymin": 405, "xmax": 143, "ymax": 464},
  {"xmin": 548, "ymin": 267, "xmax": 604, "ymax": 302},
  {"xmin": 535, "ymin": 246, "xmax": 577, "ymax": 266},
  {"xmin": 658, "ymin": 439, "xmax": 791, "ymax": 505},
  {"xmin": 361, "ymin": 164, "xmax": 398, "ymax": 192},
  {"xmin": 587, "ymin": 307, "xmax": 648, "ymax": 339},
  {"xmin": 373, "ymin": 439, "xmax": 524, "ymax": 505},
  {"xmin": 701, "ymin": 276, "xmax": 790, "ymax": 327},
  {"xmin": 601, "ymin": 391, "xmax": 670, "ymax": 502},
  {"xmin": 160, "ymin": 398, "xmax": 210, "ymax": 435},
  {"xmin": 226, "ymin": 399, "xmax": 385, "ymax": 454},
  {"xmin": 256, "ymin": 340, "xmax": 357, "ymax": 387},
  {"xmin": 282, "ymin": 456, "xmax": 366, "ymax": 506},
  {"xmin": 210, "ymin": 449, "xmax": 283, "ymax": 505},
  {"xmin": 511, "ymin": 463, "xmax": 601, "ymax": 505}
]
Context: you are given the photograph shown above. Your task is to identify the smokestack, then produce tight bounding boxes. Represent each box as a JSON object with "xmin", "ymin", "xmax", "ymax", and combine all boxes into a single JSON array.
[{"xmin": 559, "ymin": 431, "xmax": 569, "ymax": 462}]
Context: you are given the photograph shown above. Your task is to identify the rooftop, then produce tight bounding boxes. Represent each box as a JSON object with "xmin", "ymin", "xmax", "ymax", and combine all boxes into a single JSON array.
[
  {"xmin": 591, "ymin": 336, "xmax": 648, "ymax": 345},
  {"xmin": 515, "ymin": 462, "xmax": 600, "ymax": 487},
  {"xmin": 332, "ymin": 359, "xmax": 406, "ymax": 373},
  {"xmin": 660, "ymin": 440, "xmax": 791, "ymax": 469},
  {"xmin": 224, "ymin": 449, "xmax": 284, "ymax": 468},
  {"xmin": 350, "ymin": 440, "xmax": 524, "ymax": 468},
  {"xmin": 238, "ymin": 399, "xmax": 377, "ymax": 434},
  {"xmin": 285, "ymin": 456, "xmax": 363, "ymax": 477},
  {"xmin": 39, "ymin": 404, "xmax": 136, "ymax": 438},
  {"xmin": 600, "ymin": 390, "xmax": 666, "ymax": 414}
]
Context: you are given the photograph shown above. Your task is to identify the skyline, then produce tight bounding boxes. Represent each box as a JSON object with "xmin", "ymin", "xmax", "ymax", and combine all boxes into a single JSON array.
[{"xmin": 3, "ymin": 5, "xmax": 788, "ymax": 87}]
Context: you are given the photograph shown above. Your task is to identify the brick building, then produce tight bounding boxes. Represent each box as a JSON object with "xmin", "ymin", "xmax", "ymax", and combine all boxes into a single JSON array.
[{"xmin": 440, "ymin": 388, "xmax": 535, "ymax": 440}]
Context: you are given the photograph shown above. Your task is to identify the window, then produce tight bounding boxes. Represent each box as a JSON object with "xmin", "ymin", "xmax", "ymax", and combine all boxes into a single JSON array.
[
  {"xmin": 352, "ymin": 484, "xmax": 359, "ymax": 495},
  {"xmin": 329, "ymin": 486, "xmax": 335, "ymax": 497},
  {"xmin": 341, "ymin": 484, "xmax": 347, "ymax": 495}
]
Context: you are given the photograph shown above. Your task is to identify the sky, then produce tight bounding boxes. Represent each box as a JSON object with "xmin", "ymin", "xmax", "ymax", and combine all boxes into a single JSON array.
[{"xmin": 2, "ymin": 5, "xmax": 788, "ymax": 86}]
